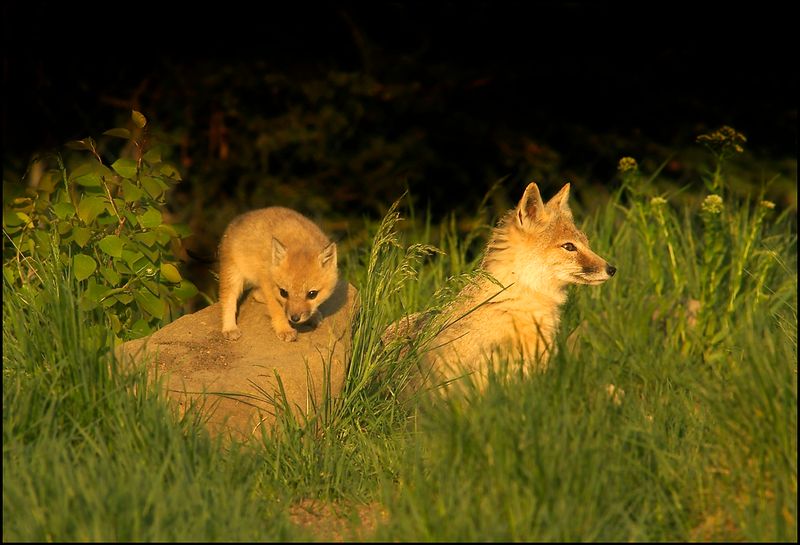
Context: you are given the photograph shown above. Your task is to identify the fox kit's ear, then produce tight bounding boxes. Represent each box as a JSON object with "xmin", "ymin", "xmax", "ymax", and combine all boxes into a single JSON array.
[
  {"xmin": 547, "ymin": 183, "xmax": 573, "ymax": 217},
  {"xmin": 319, "ymin": 242, "xmax": 337, "ymax": 268},
  {"xmin": 272, "ymin": 237, "xmax": 287, "ymax": 266},
  {"xmin": 516, "ymin": 182, "xmax": 547, "ymax": 229}
]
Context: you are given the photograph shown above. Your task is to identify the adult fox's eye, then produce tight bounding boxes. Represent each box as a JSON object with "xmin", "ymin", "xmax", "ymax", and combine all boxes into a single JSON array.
[
  {"xmin": 561, "ymin": 242, "xmax": 577, "ymax": 252},
  {"xmin": 307, "ymin": 290, "xmax": 318, "ymax": 300},
  {"xmin": 279, "ymin": 288, "xmax": 288, "ymax": 298}
]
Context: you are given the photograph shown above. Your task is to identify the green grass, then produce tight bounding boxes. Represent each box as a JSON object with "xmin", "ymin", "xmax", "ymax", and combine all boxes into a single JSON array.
[{"xmin": 3, "ymin": 156, "xmax": 797, "ymax": 541}]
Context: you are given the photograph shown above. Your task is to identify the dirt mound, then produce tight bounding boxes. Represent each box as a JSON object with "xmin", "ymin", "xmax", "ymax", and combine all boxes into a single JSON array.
[{"xmin": 117, "ymin": 280, "xmax": 357, "ymax": 441}]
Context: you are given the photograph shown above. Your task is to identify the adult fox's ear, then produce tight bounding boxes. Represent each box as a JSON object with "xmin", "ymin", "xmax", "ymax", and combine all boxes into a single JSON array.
[
  {"xmin": 516, "ymin": 182, "xmax": 548, "ymax": 229},
  {"xmin": 546, "ymin": 183, "xmax": 573, "ymax": 218},
  {"xmin": 272, "ymin": 237, "xmax": 287, "ymax": 266},
  {"xmin": 319, "ymin": 242, "xmax": 337, "ymax": 268}
]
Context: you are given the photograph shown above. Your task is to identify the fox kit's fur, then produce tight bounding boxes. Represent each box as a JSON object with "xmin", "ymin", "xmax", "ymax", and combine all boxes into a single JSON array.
[
  {"xmin": 400, "ymin": 182, "xmax": 616, "ymax": 391},
  {"xmin": 219, "ymin": 207, "xmax": 337, "ymax": 342}
]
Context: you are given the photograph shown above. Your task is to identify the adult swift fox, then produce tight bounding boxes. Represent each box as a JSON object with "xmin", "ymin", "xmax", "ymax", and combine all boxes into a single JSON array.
[
  {"xmin": 391, "ymin": 182, "xmax": 616, "ymax": 391},
  {"xmin": 219, "ymin": 207, "xmax": 338, "ymax": 342}
]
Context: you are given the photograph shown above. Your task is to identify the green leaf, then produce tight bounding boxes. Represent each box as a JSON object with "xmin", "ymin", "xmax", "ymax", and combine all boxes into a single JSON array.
[
  {"xmin": 137, "ymin": 207, "xmax": 163, "ymax": 229},
  {"xmin": 73, "ymin": 254, "xmax": 97, "ymax": 281},
  {"xmin": 155, "ymin": 230, "xmax": 171, "ymax": 245},
  {"xmin": 134, "ymin": 289, "xmax": 163, "ymax": 319},
  {"xmin": 3, "ymin": 265, "xmax": 16, "ymax": 285},
  {"xmin": 109, "ymin": 313, "xmax": 122, "ymax": 334},
  {"xmin": 77, "ymin": 195, "xmax": 107, "ymax": 224},
  {"xmin": 4, "ymin": 211, "xmax": 31, "ymax": 228},
  {"xmin": 123, "ymin": 209, "xmax": 138, "ymax": 225},
  {"xmin": 53, "ymin": 201, "xmax": 76, "ymax": 219},
  {"xmin": 79, "ymin": 294, "xmax": 99, "ymax": 311},
  {"xmin": 84, "ymin": 279, "xmax": 110, "ymax": 303},
  {"xmin": 140, "ymin": 245, "xmax": 160, "ymax": 263},
  {"xmin": 73, "ymin": 172, "xmax": 102, "ymax": 187},
  {"xmin": 133, "ymin": 231, "xmax": 157, "ymax": 247},
  {"xmin": 112, "ymin": 158, "xmax": 138, "ymax": 179},
  {"xmin": 116, "ymin": 293, "xmax": 134, "ymax": 305},
  {"xmin": 160, "ymin": 263, "xmax": 182, "ymax": 283},
  {"xmin": 132, "ymin": 110, "xmax": 147, "ymax": 128},
  {"xmin": 69, "ymin": 161, "xmax": 95, "ymax": 179},
  {"xmin": 129, "ymin": 318, "xmax": 152, "ymax": 339},
  {"xmin": 142, "ymin": 279, "xmax": 160, "ymax": 294},
  {"xmin": 140, "ymin": 176, "xmax": 167, "ymax": 199},
  {"xmin": 69, "ymin": 161, "xmax": 113, "ymax": 185},
  {"xmin": 159, "ymin": 163, "xmax": 182, "ymax": 181},
  {"xmin": 72, "ymin": 226, "xmax": 92, "ymax": 247},
  {"xmin": 98, "ymin": 235, "xmax": 124, "ymax": 258},
  {"xmin": 97, "ymin": 214, "xmax": 118, "ymax": 226},
  {"xmin": 121, "ymin": 249, "xmax": 145, "ymax": 269},
  {"xmin": 99, "ymin": 266, "xmax": 122, "ymax": 285},
  {"xmin": 33, "ymin": 229, "xmax": 52, "ymax": 250},
  {"xmin": 103, "ymin": 128, "xmax": 132, "ymax": 139},
  {"xmin": 121, "ymin": 179, "xmax": 144, "ymax": 202},
  {"xmin": 143, "ymin": 148, "xmax": 161, "ymax": 163},
  {"xmin": 174, "ymin": 279, "xmax": 199, "ymax": 300}
]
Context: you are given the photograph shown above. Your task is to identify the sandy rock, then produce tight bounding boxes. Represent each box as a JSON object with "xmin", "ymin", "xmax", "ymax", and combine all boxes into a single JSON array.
[{"xmin": 117, "ymin": 280, "xmax": 357, "ymax": 441}]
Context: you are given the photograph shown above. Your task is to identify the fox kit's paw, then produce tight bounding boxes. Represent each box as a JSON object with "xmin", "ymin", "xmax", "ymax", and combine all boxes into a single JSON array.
[
  {"xmin": 276, "ymin": 327, "xmax": 298, "ymax": 342},
  {"xmin": 222, "ymin": 327, "xmax": 242, "ymax": 341}
]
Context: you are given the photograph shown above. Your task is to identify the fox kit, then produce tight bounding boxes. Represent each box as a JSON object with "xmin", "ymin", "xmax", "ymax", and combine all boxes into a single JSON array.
[
  {"xmin": 218, "ymin": 207, "xmax": 338, "ymax": 342},
  {"xmin": 393, "ymin": 182, "xmax": 616, "ymax": 391}
]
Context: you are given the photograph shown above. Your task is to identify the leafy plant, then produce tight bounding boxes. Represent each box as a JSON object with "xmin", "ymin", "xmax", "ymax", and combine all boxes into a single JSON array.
[{"xmin": 2, "ymin": 111, "xmax": 197, "ymax": 342}]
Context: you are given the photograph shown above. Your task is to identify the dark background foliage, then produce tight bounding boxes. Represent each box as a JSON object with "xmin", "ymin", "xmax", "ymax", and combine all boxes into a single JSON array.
[{"xmin": 3, "ymin": 0, "xmax": 797, "ymax": 301}]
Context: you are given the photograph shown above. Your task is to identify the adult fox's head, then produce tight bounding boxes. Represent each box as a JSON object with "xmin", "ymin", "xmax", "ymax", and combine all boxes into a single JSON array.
[
  {"xmin": 270, "ymin": 238, "xmax": 338, "ymax": 325},
  {"xmin": 484, "ymin": 182, "xmax": 616, "ymax": 294}
]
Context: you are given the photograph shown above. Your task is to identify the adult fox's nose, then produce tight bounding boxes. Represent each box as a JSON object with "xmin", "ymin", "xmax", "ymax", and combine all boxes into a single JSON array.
[{"xmin": 606, "ymin": 264, "xmax": 617, "ymax": 277}]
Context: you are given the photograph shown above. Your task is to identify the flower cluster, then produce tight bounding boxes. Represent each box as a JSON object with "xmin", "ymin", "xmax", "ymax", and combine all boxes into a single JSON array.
[
  {"xmin": 696, "ymin": 126, "xmax": 747, "ymax": 155},
  {"xmin": 701, "ymin": 194, "xmax": 724, "ymax": 215},
  {"xmin": 617, "ymin": 157, "xmax": 638, "ymax": 173}
]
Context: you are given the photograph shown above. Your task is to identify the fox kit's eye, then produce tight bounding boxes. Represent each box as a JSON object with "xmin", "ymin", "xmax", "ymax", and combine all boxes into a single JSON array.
[
  {"xmin": 307, "ymin": 290, "xmax": 318, "ymax": 300},
  {"xmin": 561, "ymin": 242, "xmax": 577, "ymax": 252},
  {"xmin": 279, "ymin": 288, "xmax": 288, "ymax": 298}
]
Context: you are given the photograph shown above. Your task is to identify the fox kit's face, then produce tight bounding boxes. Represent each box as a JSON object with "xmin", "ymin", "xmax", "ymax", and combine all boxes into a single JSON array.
[
  {"xmin": 532, "ymin": 216, "xmax": 615, "ymax": 286},
  {"xmin": 495, "ymin": 182, "xmax": 616, "ymax": 290},
  {"xmin": 271, "ymin": 238, "xmax": 338, "ymax": 325}
]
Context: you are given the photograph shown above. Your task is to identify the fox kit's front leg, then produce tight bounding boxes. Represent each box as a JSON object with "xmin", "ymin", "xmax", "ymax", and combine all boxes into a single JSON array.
[{"xmin": 220, "ymin": 264, "xmax": 244, "ymax": 341}]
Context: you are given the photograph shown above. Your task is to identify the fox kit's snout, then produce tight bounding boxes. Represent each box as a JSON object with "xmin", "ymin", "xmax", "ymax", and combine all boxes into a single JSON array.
[
  {"xmin": 409, "ymin": 181, "xmax": 616, "ymax": 392},
  {"xmin": 218, "ymin": 207, "xmax": 338, "ymax": 342}
]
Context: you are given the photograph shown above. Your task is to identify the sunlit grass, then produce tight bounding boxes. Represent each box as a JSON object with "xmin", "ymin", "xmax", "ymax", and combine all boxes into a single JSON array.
[{"xmin": 3, "ymin": 144, "xmax": 796, "ymax": 540}]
